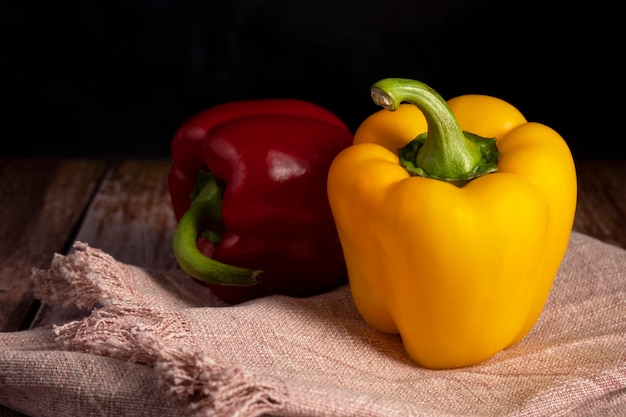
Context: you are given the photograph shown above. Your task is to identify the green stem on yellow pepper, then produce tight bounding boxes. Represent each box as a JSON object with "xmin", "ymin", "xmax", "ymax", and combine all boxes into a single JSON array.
[
  {"xmin": 172, "ymin": 176, "xmax": 263, "ymax": 286},
  {"xmin": 370, "ymin": 78, "xmax": 499, "ymax": 182}
]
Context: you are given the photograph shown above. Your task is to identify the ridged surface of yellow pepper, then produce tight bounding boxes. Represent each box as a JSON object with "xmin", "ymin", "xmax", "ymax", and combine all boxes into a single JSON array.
[{"xmin": 327, "ymin": 78, "xmax": 577, "ymax": 369}]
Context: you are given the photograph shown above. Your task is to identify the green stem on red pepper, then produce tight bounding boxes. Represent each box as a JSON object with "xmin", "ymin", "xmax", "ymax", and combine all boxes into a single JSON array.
[
  {"xmin": 172, "ymin": 176, "xmax": 263, "ymax": 286},
  {"xmin": 370, "ymin": 78, "xmax": 499, "ymax": 182}
]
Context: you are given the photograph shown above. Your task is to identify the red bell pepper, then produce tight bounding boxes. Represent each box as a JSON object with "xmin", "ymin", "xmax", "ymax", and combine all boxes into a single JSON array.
[{"xmin": 169, "ymin": 99, "xmax": 353, "ymax": 303}]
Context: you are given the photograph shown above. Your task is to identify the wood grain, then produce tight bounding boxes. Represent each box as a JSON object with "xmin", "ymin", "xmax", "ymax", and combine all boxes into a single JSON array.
[
  {"xmin": 1, "ymin": 158, "xmax": 624, "ymax": 333},
  {"xmin": 0, "ymin": 158, "xmax": 107, "ymax": 332},
  {"xmin": 31, "ymin": 159, "xmax": 179, "ymax": 328},
  {"xmin": 573, "ymin": 160, "xmax": 626, "ymax": 248},
  {"xmin": 71, "ymin": 159, "xmax": 178, "ymax": 268}
]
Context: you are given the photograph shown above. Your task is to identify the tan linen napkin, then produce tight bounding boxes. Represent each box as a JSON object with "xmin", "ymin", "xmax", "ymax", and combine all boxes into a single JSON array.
[{"xmin": 1, "ymin": 231, "xmax": 625, "ymax": 417}]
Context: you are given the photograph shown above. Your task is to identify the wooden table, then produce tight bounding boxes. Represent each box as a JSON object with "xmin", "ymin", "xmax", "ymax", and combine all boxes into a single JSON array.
[
  {"xmin": 1, "ymin": 158, "xmax": 625, "ymax": 333},
  {"xmin": 0, "ymin": 158, "xmax": 625, "ymax": 416}
]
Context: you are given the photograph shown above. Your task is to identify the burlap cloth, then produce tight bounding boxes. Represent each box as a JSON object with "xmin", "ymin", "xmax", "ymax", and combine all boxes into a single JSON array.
[{"xmin": 1, "ymin": 231, "xmax": 625, "ymax": 417}]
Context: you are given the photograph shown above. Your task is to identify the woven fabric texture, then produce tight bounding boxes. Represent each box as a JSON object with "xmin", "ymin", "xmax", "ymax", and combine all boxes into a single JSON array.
[{"xmin": 1, "ymin": 231, "xmax": 625, "ymax": 417}]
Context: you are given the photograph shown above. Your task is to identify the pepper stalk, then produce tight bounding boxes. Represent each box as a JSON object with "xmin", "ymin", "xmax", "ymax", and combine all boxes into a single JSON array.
[
  {"xmin": 370, "ymin": 78, "xmax": 500, "ymax": 183},
  {"xmin": 172, "ymin": 174, "xmax": 263, "ymax": 286}
]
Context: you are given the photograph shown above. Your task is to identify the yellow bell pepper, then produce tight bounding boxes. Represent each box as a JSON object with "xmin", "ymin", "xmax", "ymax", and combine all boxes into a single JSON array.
[{"xmin": 327, "ymin": 78, "xmax": 577, "ymax": 369}]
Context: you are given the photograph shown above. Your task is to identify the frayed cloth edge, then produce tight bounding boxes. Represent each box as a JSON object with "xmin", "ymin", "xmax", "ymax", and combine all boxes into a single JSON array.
[
  {"xmin": 31, "ymin": 241, "xmax": 134, "ymax": 310},
  {"xmin": 37, "ymin": 241, "xmax": 286, "ymax": 417},
  {"xmin": 53, "ymin": 310, "xmax": 286, "ymax": 417}
]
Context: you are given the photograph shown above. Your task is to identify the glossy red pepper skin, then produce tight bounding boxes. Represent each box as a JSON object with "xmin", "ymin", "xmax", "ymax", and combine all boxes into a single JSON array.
[{"xmin": 168, "ymin": 99, "xmax": 353, "ymax": 304}]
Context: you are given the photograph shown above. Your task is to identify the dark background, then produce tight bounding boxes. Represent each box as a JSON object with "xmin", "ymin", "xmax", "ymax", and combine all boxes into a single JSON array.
[{"xmin": 3, "ymin": 1, "xmax": 623, "ymax": 160}]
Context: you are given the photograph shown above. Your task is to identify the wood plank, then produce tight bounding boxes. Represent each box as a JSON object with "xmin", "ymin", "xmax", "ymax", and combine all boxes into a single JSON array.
[
  {"xmin": 28, "ymin": 158, "xmax": 626, "ymax": 328},
  {"xmin": 32, "ymin": 159, "xmax": 179, "ymax": 327},
  {"xmin": 573, "ymin": 160, "xmax": 626, "ymax": 249},
  {"xmin": 0, "ymin": 158, "xmax": 107, "ymax": 332},
  {"xmin": 3, "ymin": 158, "xmax": 624, "ymax": 417},
  {"xmin": 70, "ymin": 159, "xmax": 178, "ymax": 268},
  {"xmin": 0, "ymin": 159, "xmax": 626, "ymax": 416}
]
